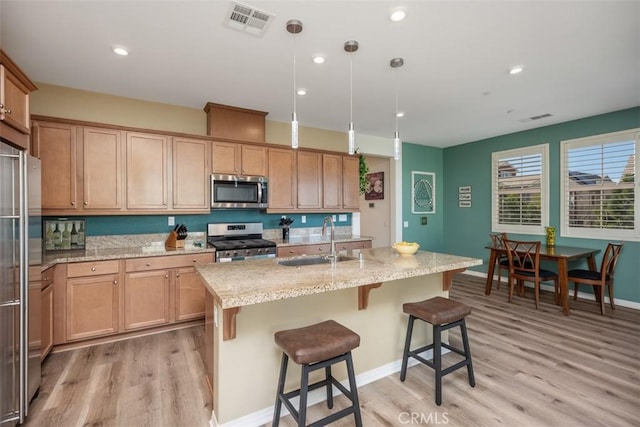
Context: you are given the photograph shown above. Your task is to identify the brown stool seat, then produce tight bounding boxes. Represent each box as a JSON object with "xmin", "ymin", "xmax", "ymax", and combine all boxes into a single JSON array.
[
  {"xmin": 273, "ymin": 320, "xmax": 363, "ymax": 426},
  {"xmin": 403, "ymin": 296, "xmax": 471, "ymax": 325},
  {"xmin": 275, "ymin": 320, "xmax": 360, "ymax": 365}
]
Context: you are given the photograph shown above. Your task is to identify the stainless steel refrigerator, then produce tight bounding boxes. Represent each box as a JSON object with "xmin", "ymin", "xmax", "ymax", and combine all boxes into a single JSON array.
[{"xmin": 0, "ymin": 140, "xmax": 41, "ymax": 425}]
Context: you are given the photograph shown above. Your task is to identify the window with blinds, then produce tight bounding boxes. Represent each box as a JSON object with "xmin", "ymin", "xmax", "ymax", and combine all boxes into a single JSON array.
[
  {"xmin": 491, "ymin": 144, "xmax": 549, "ymax": 234},
  {"xmin": 561, "ymin": 129, "xmax": 638, "ymax": 240}
]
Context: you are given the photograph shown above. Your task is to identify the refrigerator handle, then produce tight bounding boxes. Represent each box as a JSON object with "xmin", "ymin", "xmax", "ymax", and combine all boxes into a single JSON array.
[{"xmin": 18, "ymin": 151, "xmax": 27, "ymax": 423}]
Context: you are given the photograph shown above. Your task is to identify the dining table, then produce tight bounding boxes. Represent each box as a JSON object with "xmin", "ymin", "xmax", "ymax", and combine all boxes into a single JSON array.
[{"xmin": 485, "ymin": 244, "xmax": 601, "ymax": 315}]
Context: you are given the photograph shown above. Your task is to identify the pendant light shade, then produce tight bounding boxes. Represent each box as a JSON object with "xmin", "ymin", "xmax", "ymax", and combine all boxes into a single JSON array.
[
  {"xmin": 390, "ymin": 57, "xmax": 404, "ymax": 161},
  {"xmin": 344, "ymin": 40, "xmax": 359, "ymax": 155},
  {"xmin": 287, "ymin": 19, "xmax": 303, "ymax": 149}
]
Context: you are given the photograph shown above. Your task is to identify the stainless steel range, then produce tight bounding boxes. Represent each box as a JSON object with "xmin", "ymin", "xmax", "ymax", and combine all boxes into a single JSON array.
[{"xmin": 207, "ymin": 222, "xmax": 277, "ymax": 262}]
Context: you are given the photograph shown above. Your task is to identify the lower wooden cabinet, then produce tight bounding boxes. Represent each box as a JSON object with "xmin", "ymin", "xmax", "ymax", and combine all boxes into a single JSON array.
[
  {"xmin": 66, "ymin": 272, "xmax": 119, "ymax": 341},
  {"xmin": 175, "ymin": 266, "xmax": 206, "ymax": 321},
  {"xmin": 41, "ymin": 283, "xmax": 53, "ymax": 360},
  {"xmin": 124, "ymin": 269, "xmax": 171, "ymax": 330}
]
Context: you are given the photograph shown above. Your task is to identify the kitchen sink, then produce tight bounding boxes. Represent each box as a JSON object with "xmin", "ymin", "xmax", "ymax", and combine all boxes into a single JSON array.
[{"xmin": 278, "ymin": 255, "xmax": 357, "ymax": 267}]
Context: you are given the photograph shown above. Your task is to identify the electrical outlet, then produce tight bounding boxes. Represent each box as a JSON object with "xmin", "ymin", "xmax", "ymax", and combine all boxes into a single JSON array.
[
  {"xmin": 168, "ymin": 216, "xmax": 175, "ymax": 226},
  {"xmin": 301, "ymin": 215, "xmax": 306, "ymax": 224},
  {"xmin": 332, "ymin": 215, "xmax": 337, "ymax": 221},
  {"xmin": 338, "ymin": 214, "xmax": 347, "ymax": 222},
  {"xmin": 403, "ymin": 221, "xmax": 409, "ymax": 228},
  {"xmin": 421, "ymin": 217, "xmax": 428, "ymax": 225}
]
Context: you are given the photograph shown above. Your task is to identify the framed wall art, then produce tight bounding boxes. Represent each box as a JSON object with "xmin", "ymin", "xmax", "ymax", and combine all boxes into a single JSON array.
[
  {"xmin": 364, "ymin": 171, "xmax": 384, "ymax": 200},
  {"xmin": 411, "ymin": 171, "xmax": 435, "ymax": 214}
]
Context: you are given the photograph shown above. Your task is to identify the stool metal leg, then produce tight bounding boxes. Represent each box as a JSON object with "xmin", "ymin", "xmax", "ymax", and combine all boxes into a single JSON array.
[
  {"xmin": 460, "ymin": 319, "xmax": 476, "ymax": 387},
  {"xmin": 345, "ymin": 352, "xmax": 363, "ymax": 427},
  {"xmin": 400, "ymin": 315, "xmax": 416, "ymax": 382},
  {"xmin": 433, "ymin": 324, "xmax": 442, "ymax": 406},
  {"xmin": 298, "ymin": 364, "xmax": 309, "ymax": 427},
  {"xmin": 273, "ymin": 353, "xmax": 289, "ymax": 427},
  {"xmin": 325, "ymin": 365, "xmax": 334, "ymax": 409}
]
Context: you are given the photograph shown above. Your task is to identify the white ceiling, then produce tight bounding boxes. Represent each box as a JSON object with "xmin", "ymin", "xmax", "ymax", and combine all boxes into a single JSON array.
[{"xmin": 1, "ymin": 0, "xmax": 638, "ymax": 148}]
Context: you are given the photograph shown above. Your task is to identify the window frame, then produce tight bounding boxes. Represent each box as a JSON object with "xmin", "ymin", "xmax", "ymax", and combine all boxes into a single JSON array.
[
  {"xmin": 560, "ymin": 128, "xmax": 639, "ymax": 241},
  {"xmin": 491, "ymin": 143, "xmax": 549, "ymax": 235}
]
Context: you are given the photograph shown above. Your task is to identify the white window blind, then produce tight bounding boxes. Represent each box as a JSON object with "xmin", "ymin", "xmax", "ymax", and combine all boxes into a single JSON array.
[
  {"xmin": 561, "ymin": 129, "xmax": 638, "ymax": 241},
  {"xmin": 491, "ymin": 144, "xmax": 549, "ymax": 234}
]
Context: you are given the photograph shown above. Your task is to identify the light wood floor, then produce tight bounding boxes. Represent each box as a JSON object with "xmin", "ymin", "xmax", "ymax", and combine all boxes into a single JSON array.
[{"xmin": 26, "ymin": 275, "xmax": 639, "ymax": 426}]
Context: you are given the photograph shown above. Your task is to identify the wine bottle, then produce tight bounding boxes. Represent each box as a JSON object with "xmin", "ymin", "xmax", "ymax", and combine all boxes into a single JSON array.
[
  {"xmin": 45, "ymin": 223, "xmax": 54, "ymax": 250},
  {"xmin": 62, "ymin": 223, "xmax": 71, "ymax": 249},
  {"xmin": 77, "ymin": 222, "xmax": 85, "ymax": 248},
  {"xmin": 71, "ymin": 222, "xmax": 78, "ymax": 247},
  {"xmin": 53, "ymin": 223, "xmax": 62, "ymax": 249}
]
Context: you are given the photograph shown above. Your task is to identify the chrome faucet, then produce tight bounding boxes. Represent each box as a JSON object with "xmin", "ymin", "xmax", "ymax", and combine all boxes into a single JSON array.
[{"xmin": 322, "ymin": 216, "xmax": 336, "ymax": 263}]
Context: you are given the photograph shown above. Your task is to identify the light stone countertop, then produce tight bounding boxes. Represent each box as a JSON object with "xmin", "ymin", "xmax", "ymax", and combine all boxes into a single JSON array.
[
  {"xmin": 196, "ymin": 247, "xmax": 482, "ymax": 309},
  {"xmin": 270, "ymin": 234, "xmax": 373, "ymax": 247}
]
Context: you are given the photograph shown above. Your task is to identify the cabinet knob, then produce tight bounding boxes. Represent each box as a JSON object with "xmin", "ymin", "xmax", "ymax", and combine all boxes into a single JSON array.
[
  {"xmin": 176, "ymin": 273, "xmax": 180, "ymax": 278},
  {"xmin": 91, "ymin": 267, "xmax": 96, "ymax": 271},
  {"xmin": 71, "ymin": 202, "xmax": 76, "ymax": 206},
  {"xmin": 146, "ymin": 263, "xmax": 151, "ymax": 267},
  {"xmin": 165, "ymin": 274, "xmax": 169, "ymax": 278},
  {"xmin": 84, "ymin": 202, "xmax": 88, "ymax": 206},
  {"xmin": 290, "ymin": 250, "xmax": 294, "ymax": 253},
  {"xmin": 113, "ymin": 280, "xmax": 118, "ymax": 285},
  {"xmin": 193, "ymin": 259, "xmax": 197, "ymax": 263}
]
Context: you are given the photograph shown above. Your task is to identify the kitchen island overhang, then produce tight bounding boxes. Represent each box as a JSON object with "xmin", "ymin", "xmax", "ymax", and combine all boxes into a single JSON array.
[{"xmin": 196, "ymin": 248, "xmax": 482, "ymax": 426}]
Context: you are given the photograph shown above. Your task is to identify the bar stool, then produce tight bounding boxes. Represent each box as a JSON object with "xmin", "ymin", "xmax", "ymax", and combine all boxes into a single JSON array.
[
  {"xmin": 400, "ymin": 296, "xmax": 475, "ymax": 405},
  {"xmin": 273, "ymin": 320, "xmax": 363, "ymax": 427}
]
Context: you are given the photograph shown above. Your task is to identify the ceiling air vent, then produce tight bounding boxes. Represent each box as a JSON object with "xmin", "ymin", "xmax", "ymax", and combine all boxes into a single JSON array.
[
  {"xmin": 518, "ymin": 113, "xmax": 553, "ymax": 123},
  {"xmin": 225, "ymin": 2, "xmax": 275, "ymax": 36}
]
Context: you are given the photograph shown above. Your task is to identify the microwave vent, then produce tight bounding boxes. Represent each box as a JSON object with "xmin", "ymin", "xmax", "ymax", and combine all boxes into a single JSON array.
[{"xmin": 225, "ymin": 2, "xmax": 274, "ymax": 36}]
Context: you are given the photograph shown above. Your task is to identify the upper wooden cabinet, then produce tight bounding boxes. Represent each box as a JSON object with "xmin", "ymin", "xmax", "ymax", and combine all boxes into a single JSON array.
[
  {"xmin": 36, "ymin": 121, "xmax": 124, "ymax": 214},
  {"xmin": 342, "ymin": 155, "xmax": 360, "ymax": 210},
  {"xmin": 267, "ymin": 148, "xmax": 296, "ymax": 210},
  {"xmin": 297, "ymin": 151, "xmax": 323, "ymax": 209},
  {"xmin": 173, "ymin": 137, "xmax": 210, "ymax": 210},
  {"xmin": 212, "ymin": 141, "xmax": 266, "ymax": 176},
  {"xmin": 323, "ymin": 154, "xmax": 342, "ymax": 210},
  {"xmin": 0, "ymin": 50, "xmax": 37, "ymax": 150},
  {"xmin": 204, "ymin": 102, "xmax": 267, "ymax": 143},
  {"xmin": 126, "ymin": 132, "xmax": 170, "ymax": 210}
]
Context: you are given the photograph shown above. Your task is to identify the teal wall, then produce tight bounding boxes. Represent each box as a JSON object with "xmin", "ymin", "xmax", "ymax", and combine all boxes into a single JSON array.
[
  {"xmin": 45, "ymin": 211, "xmax": 351, "ymax": 237},
  {"xmin": 401, "ymin": 143, "xmax": 444, "ymax": 252},
  {"xmin": 442, "ymin": 107, "xmax": 640, "ymax": 303}
]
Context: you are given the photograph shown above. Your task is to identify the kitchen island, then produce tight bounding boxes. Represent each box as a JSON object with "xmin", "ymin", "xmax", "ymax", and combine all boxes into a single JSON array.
[{"xmin": 196, "ymin": 247, "xmax": 482, "ymax": 426}]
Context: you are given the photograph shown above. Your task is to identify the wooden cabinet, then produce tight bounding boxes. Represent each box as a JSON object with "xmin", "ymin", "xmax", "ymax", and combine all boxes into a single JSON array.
[
  {"xmin": 277, "ymin": 244, "xmax": 331, "ymax": 257},
  {"xmin": 41, "ymin": 267, "xmax": 54, "ymax": 359},
  {"xmin": 82, "ymin": 127, "xmax": 123, "ymax": 210},
  {"xmin": 212, "ymin": 141, "xmax": 266, "ymax": 176},
  {"xmin": 204, "ymin": 102, "xmax": 267, "ymax": 143},
  {"xmin": 268, "ymin": 148, "xmax": 297, "ymax": 210},
  {"xmin": 342, "ymin": 156, "xmax": 360, "ymax": 210},
  {"xmin": 323, "ymin": 154, "xmax": 342, "ymax": 209},
  {"xmin": 36, "ymin": 121, "xmax": 124, "ymax": 214},
  {"xmin": 126, "ymin": 132, "xmax": 170, "ymax": 210},
  {"xmin": 336, "ymin": 240, "xmax": 372, "ymax": 251},
  {"xmin": 173, "ymin": 137, "xmax": 210, "ymax": 210},
  {"xmin": 0, "ymin": 50, "xmax": 37, "ymax": 150},
  {"xmin": 66, "ymin": 260, "xmax": 120, "ymax": 341},
  {"xmin": 37, "ymin": 121, "xmax": 79, "ymax": 211},
  {"xmin": 297, "ymin": 151, "xmax": 322, "ymax": 209},
  {"xmin": 124, "ymin": 253, "xmax": 212, "ymax": 331}
]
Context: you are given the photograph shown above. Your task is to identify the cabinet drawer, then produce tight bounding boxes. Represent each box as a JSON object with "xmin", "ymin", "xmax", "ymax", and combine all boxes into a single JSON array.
[
  {"xmin": 125, "ymin": 253, "xmax": 214, "ymax": 272},
  {"xmin": 277, "ymin": 244, "xmax": 331, "ymax": 257},
  {"xmin": 67, "ymin": 260, "xmax": 120, "ymax": 277},
  {"xmin": 337, "ymin": 240, "xmax": 372, "ymax": 251}
]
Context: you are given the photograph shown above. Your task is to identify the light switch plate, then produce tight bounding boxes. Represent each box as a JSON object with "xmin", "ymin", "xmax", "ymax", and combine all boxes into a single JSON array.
[
  {"xmin": 168, "ymin": 216, "xmax": 175, "ymax": 226},
  {"xmin": 332, "ymin": 215, "xmax": 337, "ymax": 221},
  {"xmin": 403, "ymin": 221, "xmax": 409, "ymax": 228},
  {"xmin": 301, "ymin": 215, "xmax": 306, "ymax": 224},
  {"xmin": 338, "ymin": 214, "xmax": 347, "ymax": 222}
]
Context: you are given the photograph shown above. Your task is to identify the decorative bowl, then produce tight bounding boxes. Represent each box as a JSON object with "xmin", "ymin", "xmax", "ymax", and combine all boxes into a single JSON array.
[{"xmin": 392, "ymin": 242, "xmax": 420, "ymax": 256}]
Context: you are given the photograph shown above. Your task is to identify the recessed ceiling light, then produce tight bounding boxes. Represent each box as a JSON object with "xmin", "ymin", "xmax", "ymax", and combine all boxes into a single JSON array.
[
  {"xmin": 112, "ymin": 46, "xmax": 129, "ymax": 56},
  {"xmin": 396, "ymin": 111, "xmax": 405, "ymax": 118},
  {"xmin": 312, "ymin": 55, "xmax": 325, "ymax": 64},
  {"xmin": 509, "ymin": 65, "xmax": 524, "ymax": 75},
  {"xmin": 297, "ymin": 89, "xmax": 307, "ymax": 96},
  {"xmin": 390, "ymin": 8, "xmax": 407, "ymax": 22}
]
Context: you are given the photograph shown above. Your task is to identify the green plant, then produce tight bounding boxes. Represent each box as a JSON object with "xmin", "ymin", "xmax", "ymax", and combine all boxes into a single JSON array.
[{"xmin": 358, "ymin": 151, "xmax": 369, "ymax": 195}]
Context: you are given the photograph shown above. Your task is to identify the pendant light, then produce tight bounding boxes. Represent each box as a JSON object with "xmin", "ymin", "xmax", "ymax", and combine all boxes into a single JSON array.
[
  {"xmin": 390, "ymin": 57, "xmax": 404, "ymax": 160},
  {"xmin": 287, "ymin": 19, "xmax": 303, "ymax": 149},
  {"xmin": 344, "ymin": 40, "xmax": 359, "ymax": 155}
]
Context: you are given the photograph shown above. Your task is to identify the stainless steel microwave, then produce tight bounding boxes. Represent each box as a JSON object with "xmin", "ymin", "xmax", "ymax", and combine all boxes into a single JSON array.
[{"xmin": 211, "ymin": 174, "xmax": 269, "ymax": 209}]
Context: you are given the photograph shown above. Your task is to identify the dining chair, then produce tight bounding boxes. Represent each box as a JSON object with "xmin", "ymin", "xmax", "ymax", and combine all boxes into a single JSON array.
[
  {"xmin": 489, "ymin": 232, "xmax": 509, "ymax": 290},
  {"xmin": 568, "ymin": 242, "xmax": 624, "ymax": 315},
  {"xmin": 503, "ymin": 239, "xmax": 559, "ymax": 309}
]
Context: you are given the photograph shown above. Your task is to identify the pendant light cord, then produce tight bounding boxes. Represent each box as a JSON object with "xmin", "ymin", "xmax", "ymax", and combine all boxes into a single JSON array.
[
  {"xmin": 350, "ymin": 56, "xmax": 353, "ymax": 124},
  {"xmin": 395, "ymin": 67, "xmax": 399, "ymax": 133},
  {"xmin": 293, "ymin": 36, "xmax": 297, "ymax": 115}
]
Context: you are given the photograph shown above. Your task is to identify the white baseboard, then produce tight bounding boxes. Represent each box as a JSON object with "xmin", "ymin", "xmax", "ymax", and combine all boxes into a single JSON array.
[
  {"xmin": 211, "ymin": 348, "xmax": 444, "ymax": 427},
  {"xmin": 471, "ymin": 270, "xmax": 640, "ymax": 310}
]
